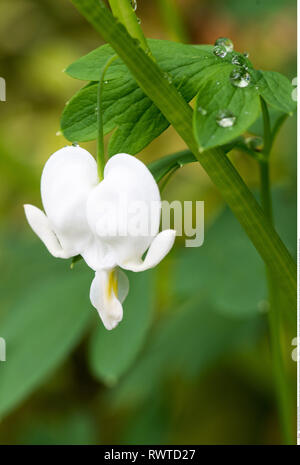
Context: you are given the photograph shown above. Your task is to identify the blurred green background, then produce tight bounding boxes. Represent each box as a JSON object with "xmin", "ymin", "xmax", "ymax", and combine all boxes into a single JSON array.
[{"xmin": 0, "ymin": 0, "xmax": 296, "ymax": 445}]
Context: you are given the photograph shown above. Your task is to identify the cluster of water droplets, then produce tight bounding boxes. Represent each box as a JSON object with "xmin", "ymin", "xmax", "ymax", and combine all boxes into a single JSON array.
[
  {"xmin": 209, "ymin": 38, "xmax": 252, "ymax": 128},
  {"xmin": 213, "ymin": 37, "xmax": 251, "ymax": 89},
  {"xmin": 163, "ymin": 72, "xmax": 173, "ymax": 84}
]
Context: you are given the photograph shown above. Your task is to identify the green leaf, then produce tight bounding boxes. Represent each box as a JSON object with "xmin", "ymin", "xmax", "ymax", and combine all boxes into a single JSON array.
[
  {"xmin": 257, "ymin": 70, "xmax": 296, "ymax": 114},
  {"xmin": 88, "ymin": 270, "xmax": 155, "ymax": 385},
  {"xmin": 61, "ymin": 39, "xmax": 223, "ymax": 155},
  {"xmin": 65, "ymin": 39, "xmax": 214, "ymax": 82},
  {"xmin": 193, "ymin": 64, "xmax": 261, "ymax": 150},
  {"xmin": 0, "ymin": 266, "xmax": 93, "ymax": 418}
]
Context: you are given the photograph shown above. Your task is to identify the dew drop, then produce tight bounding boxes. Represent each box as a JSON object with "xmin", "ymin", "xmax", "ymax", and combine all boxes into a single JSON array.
[
  {"xmin": 56, "ymin": 130, "xmax": 62, "ymax": 136},
  {"xmin": 164, "ymin": 72, "xmax": 173, "ymax": 84},
  {"xmin": 72, "ymin": 142, "xmax": 79, "ymax": 147},
  {"xmin": 213, "ymin": 45, "xmax": 227, "ymax": 58},
  {"xmin": 216, "ymin": 109, "xmax": 236, "ymax": 128},
  {"xmin": 214, "ymin": 37, "xmax": 234, "ymax": 53},
  {"xmin": 245, "ymin": 136, "xmax": 263, "ymax": 151},
  {"xmin": 137, "ymin": 17, "xmax": 141, "ymax": 24},
  {"xmin": 230, "ymin": 68, "xmax": 251, "ymax": 88},
  {"xmin": 231, "ymin": 54, "xmax": 245, "ymax": 66},
  {"xmin": 243, "ymin": 52, "xmax": 249, "ymax": 58},
  {"xmin": 131, "ymin": 0, "xmax": 137, "ymax": 11},
  {"xmin": 198, "ymin": 106, "xmax": 207, "ymax": 116}
]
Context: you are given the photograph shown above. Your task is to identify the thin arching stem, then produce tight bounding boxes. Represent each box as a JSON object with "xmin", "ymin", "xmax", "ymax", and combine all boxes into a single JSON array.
[
  {"xmin": 259, "ymin": 97, "xmax": 294, "ymax": 444},
  {"xmin": 97, "ymin": 54, "xmax": 118, "ymax": 180}
]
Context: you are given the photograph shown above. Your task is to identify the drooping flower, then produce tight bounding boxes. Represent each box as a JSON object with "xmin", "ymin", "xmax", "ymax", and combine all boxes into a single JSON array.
[{"xmin": 24, "ymin": 146, "xmax": 176, "ymax": 329}]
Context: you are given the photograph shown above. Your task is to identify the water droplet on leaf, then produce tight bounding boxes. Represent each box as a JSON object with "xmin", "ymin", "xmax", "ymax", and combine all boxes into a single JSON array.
[
  {"xmin": 231, "ymin": 54, "xmax": 245, "ymax": 66},
  {"xmin": 163, "ymin": 72, "xmax": 173, "ymax": 84},
  {"xmin": 243, "ymin": 52, "xmax": 249, "ymax": 58},
  {"xmin": 198, "ymin": 106, "xmax": 207, "ymax": 115},
  {"xmin": 213, "ymin": 45, "xmax": 227, "ymax": 58},
  {"xmin": 216, "ymin": 110, "xmax": 236, "ymax": 128},
  {"xmin": 230, "ymin": 68, "xmax": 251, "ymax": 88},
  {"xmin": 245, "ymin": 136, "xmax": 263, "ymax": 151},
  {"xmin": 214, "ymin": 37, "xmax": 234, "ymax": 52},
  {"xmin": 131, "ymin": 0, "xmax": 137, "ymax": 11}
]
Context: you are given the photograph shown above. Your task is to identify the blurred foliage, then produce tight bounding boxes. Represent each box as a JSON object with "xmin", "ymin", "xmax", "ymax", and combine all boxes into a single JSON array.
[{"xmin": 0, "ymin": 0, "xmax": 296, "ymax": 445}]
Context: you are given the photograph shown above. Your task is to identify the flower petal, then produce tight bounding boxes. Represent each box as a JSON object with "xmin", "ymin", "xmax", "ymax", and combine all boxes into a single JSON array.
[
  {"xmin": 86, "ymin": 154, "xmax": 161, "ymax": 266},
  {"xmin": 24, "ymin": 204, "xmax": 72, "ymax": 258},
  {"xmin": 41, "ymin": 146, "xmax": 98, "ymax": 255},
  {"xmin": 81, "ymin": 236, "xmax": 117, "ymax": 271},
  {"xmin": 90, "ymin": 268, "xmax": 129, "ymax": 330},
  {"xmin": 121, "ymin": 229, "xmax": 176, "ymax": 272}
]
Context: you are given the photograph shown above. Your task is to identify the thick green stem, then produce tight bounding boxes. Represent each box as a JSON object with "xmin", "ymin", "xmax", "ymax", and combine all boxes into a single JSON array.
[
  {"xmin": 70, "ymin": 0, "xmax": 296, "ymax": 317},
  {"xmin": 108, "ymin": 0, "xmax": 150, "ymax": 54},
  {"xmin": 259, "ymin": 98, "xmax": 294, "ymax": 444}
]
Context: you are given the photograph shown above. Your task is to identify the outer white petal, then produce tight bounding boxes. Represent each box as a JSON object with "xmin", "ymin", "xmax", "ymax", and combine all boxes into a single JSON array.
[
  {"xmin": 41, "ymin": 146, "xmax": 98, "ymax": 255},
  {"xmin": 86, "ymin": 153, "xmax": 161, "ymax": 266},
  {"xmin": 90, "ymin": 268, "xmax": 129, "ymax": 330},
  {"xmin": 81, "ymin": 236, "xmax": 117, "ymax": 271},
  {"xmin": 24, "ymin": 204, "xmax": 73, "ymax": 258},
  {"xmin": 121, "ymin": 229, "xmax": 176, "ymax": 272}
]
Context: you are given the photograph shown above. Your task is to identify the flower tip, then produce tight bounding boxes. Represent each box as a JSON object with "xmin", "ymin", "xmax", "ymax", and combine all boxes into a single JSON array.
[
  {"xmin": 102, "ymin": 316, "xmax": 122, "ymax": 331},
  {"xmin": 23, "ymin": 203, "xmax": 34, "ymax": 217}
]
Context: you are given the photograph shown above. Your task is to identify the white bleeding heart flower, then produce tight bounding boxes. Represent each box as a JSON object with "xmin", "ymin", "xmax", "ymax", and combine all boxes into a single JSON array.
[{"xmin": 24, "ymin": 146, "xmax": 176, "ymax": 330}]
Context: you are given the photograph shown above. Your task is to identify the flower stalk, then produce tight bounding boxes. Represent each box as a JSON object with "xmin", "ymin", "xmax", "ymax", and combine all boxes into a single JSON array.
[
  {"xmin": 97, "ymin": 54, "xmax": 117, "ymax": 180},
  {"xmin": 108, "ymin": 0, "xmax": 151, "ymax": 54}
]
